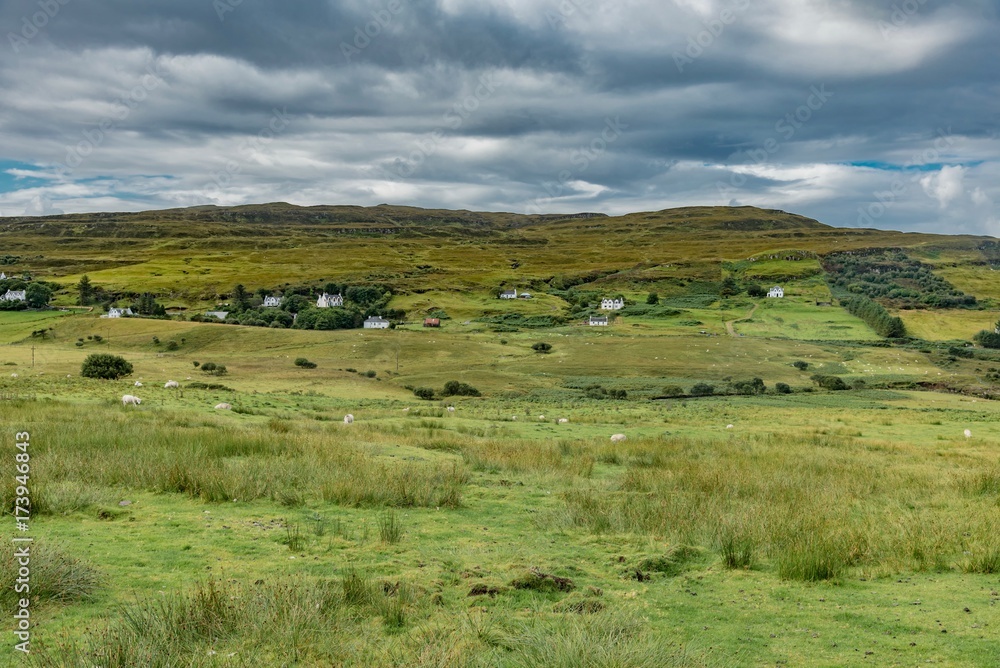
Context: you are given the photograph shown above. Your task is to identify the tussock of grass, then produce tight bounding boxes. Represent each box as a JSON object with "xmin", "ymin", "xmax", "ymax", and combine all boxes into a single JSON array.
[{"xmin": 0, "ymin": 542, "xmax": 101, "ymax": 605}]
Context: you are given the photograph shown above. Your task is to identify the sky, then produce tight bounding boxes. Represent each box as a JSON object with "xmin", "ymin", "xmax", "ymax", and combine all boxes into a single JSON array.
[{"xmin": 0, "ymin": 0, "xmax": 997, "ymax": 235}]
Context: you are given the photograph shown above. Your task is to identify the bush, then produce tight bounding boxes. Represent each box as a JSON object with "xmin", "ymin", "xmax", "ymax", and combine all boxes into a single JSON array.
[
  {"xmin": 442, "ymin": 380, "xmax": 481, "ymax": 397},
  {"xmin": 413, "ymin": 387, "xmax": 435, "ymax": 400},
  {"xmin": 747, "ymin": 284, "xmax": 767, "ymax": 298},
  {"xmin": 690, "ymin": 383, "xmax": 714, "ymax": 397},
  {"xmin": 200, "ymin": 362, "xmax": 216, "ymax": 372},
  {"xmin": 792, "ymin": 360, "xmax": 809, "ymax": 371},
  {"xmin": 532, "ymin": 342, "xmax": 553, "ymax": 353},
  {"xmin": 165, "ymin": 340, "xmax": 179, "ymax": 351},
  {"xmin": 661, "ymin": 385, "xmax": 684, "ymax": 397},
  {"xmin": 730, "ymin": 378, "xmax": 766, "ymax": 395},
  {"xmin": 294, "ymin": 358, "xmax": 318, "ymax": 369},
  {"xmin": 775, "ymin": 382, "xmax": 792, "ymax": 394},
  {"xmin": 80, "ymin": 354, "xmax": 133, "ymax": 380},
  {"xmin": 363, "ymin": 370, "xmax": 376, "ymax": 378},
  {"xmin": 974, "ymin": 330, "xmax": 1000, "ymax": 349},
  {"xmin": 810, "ymin": 374, "xmax": 848, "ymax": 391}
]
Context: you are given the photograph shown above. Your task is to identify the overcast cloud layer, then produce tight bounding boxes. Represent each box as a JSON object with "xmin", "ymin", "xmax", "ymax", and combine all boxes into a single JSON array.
[{"xmin": 0, "ymin": 0, "xmax": 997, "ymax": 234}]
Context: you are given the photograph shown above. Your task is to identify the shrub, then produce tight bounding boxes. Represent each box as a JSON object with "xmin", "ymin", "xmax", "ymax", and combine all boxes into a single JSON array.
[
  {"xmin": 661, "ymin": 385, "xmax": 685, "ymax": 397},
  {"xmin": 532, "ymin": 342, "xmax": 553, "ymax": 353},
  {"xmin": 413, "ymin": 387, "xmax": 435, "ymax": 400},
  {"xmin": 442, "ymin": 380, "xmax": 481, "ymax": 397},
  {"xmin": 294, "ymin": 358, "xmax": 318, "ymax": 369},
  {"xmin": 775, "ymin": 382, "xmax": 792, "ymax": 394},
  {"xmin": 747, "ymin": 284, "xmax": 766, "ymax": 298},
  {"xmin": 973, "ymin": 330, "xmax": 1000, "ymax": 349},
  {"xmin": 192, "ymin": 361, "xmax": 200, "ymax": 368},
  {"xmin": 166, "ymin": 340, "xmax": 179, "ymax": 351},
  {"xmin": 200, "ymin": 362, "xmax": 216, "ymax": 372},
  {"xmin": 151, "ymin": 336, "xmax": 160, "ymax": 345},
  {"xmin": 730, "ymin": 378, "xmax": 766, "ymax": 395},
  {"xmin": 80, "ymin": 354, "xmax": 133, "ymax": 380},
  {"xmin": 792, "ymin": 360, "xmax": 809, "ymax": 371},
  {"xmin": 811, "ymin": 374, "xmax": 848, "ymax": 391},
  {"xmin": 363, "ymin": 370, "xmax": 376, "ymax": 378},
  {"xmin": 689, "ymin": 383, "xmax": 714, "ymax": 397}
]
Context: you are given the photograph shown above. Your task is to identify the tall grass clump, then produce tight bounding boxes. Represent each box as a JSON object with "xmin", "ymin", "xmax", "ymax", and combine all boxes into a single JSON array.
[
  {"xmin": 378, "ymin": 509, "xmax": 404, "ymax": 544},
  {"xmin": 0, "ymin": 542, "xmax": 101, "ymax": 604}
]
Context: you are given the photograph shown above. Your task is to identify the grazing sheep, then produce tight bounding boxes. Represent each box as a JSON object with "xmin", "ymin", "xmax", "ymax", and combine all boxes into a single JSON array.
[
  {"xmin": 215, "ymin": 403, "xmax": 232, "ymax": 410},
  {"xmin": 10, "ymin": 373, "xmax": 17, "ymax": 378},
  {"xmin": 164, "ymin": 380, "xmax": 179, "ymax": 389},
  {"xmin": 447, "ymin": 406, "xmax": 456, "ymax": 413},
  {"xmin": 964, "ymin": 429, "xmax": 972, "ymax": 438},
  {"xmin": 403, "ymin": 407, "xmax": 410, "ymax": 412},
  {"xmin": 726, "ymin": 424, "xmax": 734, "ymax": 429},
  {"xmin": 344, "ymin": 414, "xmax": 354, "ymax": 424},
  {"xmin": 121, "ymin": 395, "xmax": 141, "ymax": 407},
  {"xmin": 610, "ymin": 433, "xmax": 626, "ymax": 443},
  {"xmin": 558, "ymin": 418, "xmax": 569, "ymax": 424},
  {"xmin": 511, "ymin": 416, "xmax": 518, "ymax": 421},
  {"xmin": 134, "ymin": 381, "xmax": 143, "ymax": 387},
  {"xmin": 539, "ymin": 415, "xmax": 545, "ymax": 420}
]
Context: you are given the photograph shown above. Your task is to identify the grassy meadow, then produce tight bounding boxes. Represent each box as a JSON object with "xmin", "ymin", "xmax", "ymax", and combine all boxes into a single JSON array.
[{"xmin": 1, "ymin": 204, "xmax": 999, "ymax": 665}]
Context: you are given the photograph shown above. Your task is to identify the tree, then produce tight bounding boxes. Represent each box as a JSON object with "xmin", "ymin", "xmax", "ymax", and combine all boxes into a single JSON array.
[
  {"xmin": 24, "ymin": 283, "xmax": 52, "ymax": 308},
  {"xmin": 413, "ymin": 387, "xmax": 435, "ymax": 400},
  {"xmin": 232, "ymin": 284, "xmax": 251, "ymax": 312},
  {"xmin": 532, "ymin": 342, "xmax": 553, "ymax": 354},
  {"xmin": 646, "ymin": 292, "xmax": 659, "ymax": 305},
  {"xmin": 690, "ymin": 383, "xmax": 715, "ymax": 396},
  {"xmin": 747, "ymin": 284, "xmax": 766, "ymax": 298},
  {"xmin": 974, "ymin": 330, "xmax": 1000, "ymax": 349},
  {"xmin": 731, "ymin": 378, "xmax": 766, "ymax": 395},
  {"xmin": 792, "ymin": 360, "xmax": 809, "ymax": 371},
  {"xmin": 77, "ymin": 275, "xmax": 94, "ymax": 305},
  {"xmin": 81, "ymin": 353, "xmax": 133, "ymax": 380},
  {"xmin": 775, "ymin": 382, "xmax": 792, "ymax": 394},
  {"xmin": 720, "ymin": 276, "xmax": 740, "ymax": 298}
]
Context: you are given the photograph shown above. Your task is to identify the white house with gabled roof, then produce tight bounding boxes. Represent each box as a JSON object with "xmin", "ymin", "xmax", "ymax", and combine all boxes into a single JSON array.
[
  {"xmin": 767, "ymin": 286, "xmax": 784, "ymax": 298},
  {"xmin": 317, "ymin": 293, "xmax": 343, "ymax": 308},
  {"xmin": 2, "ymin": 290, "xmax": 26, "ymax": 302},
  {"xmin": 263, "ymin": 295, "xmax": 282, "ymax": 307},
  {"xmin": 364, "ymin": 316, "xmax": 390, "ymax": 329},
  {"xmin": 600, "ymin": 297, "xmax": 624, "ymax": 310}
]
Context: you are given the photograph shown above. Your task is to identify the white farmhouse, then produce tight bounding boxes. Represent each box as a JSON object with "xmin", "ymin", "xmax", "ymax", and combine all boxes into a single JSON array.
[
  {"xmin": 499, "ymin": 289, "xmax": 518, "ymax": 299},
  {"xmin": 600, "ymin": 297, "xmax": 624, "ymax": 310},
  {"xmin": 767, "ymin": 286, "xmax": 784, "ymax": 298},
  {"xmin": 0, "ymin": 272, "xmax": 6, "ymax": 279},
  {"xmin": 2, "ymin": 290, "xmax": 26, "ymax": 302},
  {"xmin": 103, "ymin": 307, "xmax": 134, "ymax": 318},
  {"xmin": 317, "ymin": 293, "xmax": 344, "ymax": 308},
  {"xmin": 263, "ymin": 295, "xmax": 282, "ymax": 307},
  {"xmin": 363, "ymin": 316, "xmax": 390, "ymax": 329},
  {"xmin": 589, "ymin": 315, "xmax": 609, "ymax": 326}
]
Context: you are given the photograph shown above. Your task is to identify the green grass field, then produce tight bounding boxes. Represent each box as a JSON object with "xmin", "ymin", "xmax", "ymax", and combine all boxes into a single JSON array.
[{"xmin": 1, "ymin": 204, "xmax": 1000, "ymax": 666}]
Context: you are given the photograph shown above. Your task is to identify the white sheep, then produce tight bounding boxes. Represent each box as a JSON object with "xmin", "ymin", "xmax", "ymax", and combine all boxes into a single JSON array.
[
  {"xmin": 121, "ymin": 395, "xmax": 141, "ymax": 407},
  {"xmin": 344, "ymin": 414, "xmax": 354, "ymax": 424},
  {"xmin": 610, "ymin": 433, "xmax": 626, "ymax": 443},
  {"xmin": 215, "ymin": 403, "xmax": 232, "ymax": 410},
  {"xmin": 539, "ymin": 415, "xmax": 545, "ymax": 420},
  {"xmin": 403, "ymin": 407, "xmax": 410, "ymax": 412},
  {"xmin": 558, "ymin": 418, "xmax": 569, "ymax": 424},
  {"xmin": 10, "ymin": 373, "xmax": 17, "ymax": 378},
  {"xmin": 726, "ymin": 424, "xmax": 734, "ymax": 429},
  {"xmin": 511, "ymin": 416, "xmax": 518, "ymax": 421},
  {"xmin": 447, "ymin": 406, "xmax": 456, "ymax": 413},
  {"xmin": 134, "ymin": 381, "xmax": 143, "ymax": 387},
  {"xmin": 964, "ymin": 429, "xmax": 972, "ymax": 438},
  {"xmin": 164, "ymin": 380, "xmax": 179, "ymax": 389}
]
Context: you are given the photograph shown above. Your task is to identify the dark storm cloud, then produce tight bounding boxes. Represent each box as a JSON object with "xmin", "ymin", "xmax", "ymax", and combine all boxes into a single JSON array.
[{"xmin": 0, "ymin": 0, "xmax": 997, "ymax": 234}]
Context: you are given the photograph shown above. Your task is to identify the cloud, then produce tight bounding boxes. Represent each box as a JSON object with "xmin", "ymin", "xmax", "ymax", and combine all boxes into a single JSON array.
[{"xmin": 0, "ymin": 0, "xmax": 996, "ymax": 235}]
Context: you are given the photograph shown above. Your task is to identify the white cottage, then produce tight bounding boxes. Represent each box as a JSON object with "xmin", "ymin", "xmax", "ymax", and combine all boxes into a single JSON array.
[
  {"xmin": 767, "ymin": 286, "xmax": 784, "ymax": 298},
  {"xmin": 0, "ymin": 272, "xmax": 6, "ymax": 280},
  {"xmin": 600, "ymin": 297, "xmax": 624, "ymax": 310},
  {"xmin": 363, "ymin": 316, "xmax": 390, "ymax": 329},
  {"xmin": 589, "ymin": 315, "xmax": 609, "ymax": 326},
  {"xmin": 103, "ymin": 307, "xmax": 134, "ymax": 318},
  {"xmin": 499, "ymin": 289, "xmax": 518, "ymax": 299},
  {"xmin": 317, "ymin": 293, "xmax": 344, "ymax": 308},
  {"xmin": 2, "ymin": 290, "xmax": 26, "ymax": 302},
  {"xmin": 263, "ymin": 295, "xmax": 282, "ymax": 308}
]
